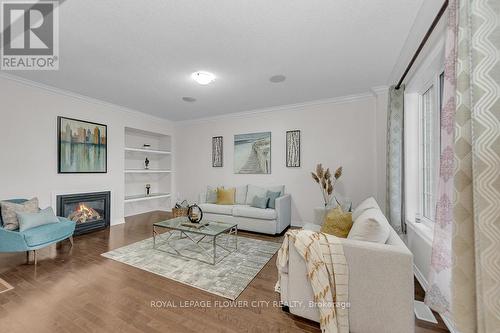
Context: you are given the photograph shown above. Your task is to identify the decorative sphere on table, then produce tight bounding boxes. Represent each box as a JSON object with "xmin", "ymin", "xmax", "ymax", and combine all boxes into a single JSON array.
[{"xmin": 187, "ymin": 204, "xmax": 203, "ymax": 223}]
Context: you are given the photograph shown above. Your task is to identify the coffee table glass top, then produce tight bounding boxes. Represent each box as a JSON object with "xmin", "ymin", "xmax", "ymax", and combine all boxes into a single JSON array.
[{"xmin": 153, "ymin": 217, "xmax": 237, "ymax": 236}]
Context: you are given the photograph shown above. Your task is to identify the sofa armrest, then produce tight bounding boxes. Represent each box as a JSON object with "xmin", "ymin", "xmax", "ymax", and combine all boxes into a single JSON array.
[
  {"xmin": 0, "ymin": 228, "xmax": 28, "ymax": 252},
  {"xmin": 286, "ymin": 235, "xmax": 414, "ymax": 333},
  {"xmin": 275, "ymin": 194, "xmax": 291, "ymax": 234}
]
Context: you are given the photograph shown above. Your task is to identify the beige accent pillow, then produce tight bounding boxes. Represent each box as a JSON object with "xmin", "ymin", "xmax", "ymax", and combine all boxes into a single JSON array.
[
  {"xmin": 320, "ymin": 206, "xmax": 353, "ymax": 238},
  {"xmin": 347, "ymin": 207, "xmax": 390, "ymax": 243},
  {"xmin": 352, "ymin": 197, "xmax": 380, "ymax": 220},
  {"xmin": 216, "ymin": 188, "xmax": 235, "ymax": 205},
  {"xmin": 1, "ymin": 198, "xmax": 39, "ymax": 231}
]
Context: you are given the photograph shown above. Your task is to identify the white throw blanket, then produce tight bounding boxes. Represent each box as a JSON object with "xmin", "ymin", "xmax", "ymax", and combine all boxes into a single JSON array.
[{"xmin": 276, "ymin": 229, "xmax": 349, "ymax": 333}]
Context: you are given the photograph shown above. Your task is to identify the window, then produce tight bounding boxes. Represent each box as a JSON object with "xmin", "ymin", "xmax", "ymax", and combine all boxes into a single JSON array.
[{"xmin": 419, "ymin": 73, "xmax": 443, "ymax": 223}]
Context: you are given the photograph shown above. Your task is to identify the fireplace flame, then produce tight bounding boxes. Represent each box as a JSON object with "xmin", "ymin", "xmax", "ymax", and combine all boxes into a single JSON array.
[{"xmin": 68, "ymin": 203, "xmax": 101, "ymax": 224}]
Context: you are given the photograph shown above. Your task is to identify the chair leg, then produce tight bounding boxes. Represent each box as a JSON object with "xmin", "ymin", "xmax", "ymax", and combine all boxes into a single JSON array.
[
  {"xmin": 69, "ymin": 236, "xmax": 74, "ymax": 247},
  {"xmin": 33, "ymin": 250, "xmax": 37, "ymax": 266},
  {"xmin": 26, "ymin": 251, "xmax": 30, "ymax": 264}
]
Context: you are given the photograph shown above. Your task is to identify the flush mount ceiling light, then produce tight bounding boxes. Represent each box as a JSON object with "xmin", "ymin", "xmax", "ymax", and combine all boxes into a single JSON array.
[
  {"xmin": 191, "ymin": 71, "xmax": 216, "ymax": 85},
  {"xmin": 182, "ymin": 96, "xmax": 197, "ymax": 102},
  {"xmin": 270, "ymin": 74, "xmax": 286, "ymax": 83}
]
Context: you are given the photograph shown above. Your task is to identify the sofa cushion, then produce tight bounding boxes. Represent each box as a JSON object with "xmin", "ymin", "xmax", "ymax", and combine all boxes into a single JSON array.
[
  {"xmin": 22, "ymin": 218, "xmax": 75, "ymax": 247},
  {"xmin": 233, "ymin": 205, "xmax": 277, "ymax": 220},
  {"xmin": 250, "ymin": 196, "xmax": 269, "ymax": 209},
  {"xmin": 206, "ymin": 185, "xmax": 220, "ymax": 203},
  {"xmin": 1, "ymin": 198, "xmax": 39, "ymax": 231},
  {"xmin": 235, "ymin": 185, "xmax": 248, "ymax": 205},
  {"xmin": 352, "ymin": 197, "xmax": 380, "ymax": 220},
  {"xmin": 266, "ymin": 190, "xmax": 281, "ymax": 209},
  {"xmin": 245, "ymin": 185, "xmax": 284, "ymax": 205},
  {"xmin": 217, "ymin": 188, "xmax": 235, "ymax": 205},
  {"xmin": 320, "ymin": 206, "xmax": 353, "ymax": 238},
  {"xmin": 348, "ymin": 207, "xmax": 390, "ymax": 243},
  {"xmin": 198, "ymin": 203, "xmax": 234, "ymax": 215},
  {"xmin": 17, "ymin": 207, "xmax": 60, "ymax": 232}
]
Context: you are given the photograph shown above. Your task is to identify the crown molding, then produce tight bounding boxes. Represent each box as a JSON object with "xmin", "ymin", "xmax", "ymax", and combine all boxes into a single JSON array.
[
  {"xmin": 1, "ymin": 73, "xmax": 383, "ymax": 126},
  {"xmin": 176, "ymin": 91, "xmax": 375, "ymax": 126},
  {"xmin": 370, "ymin": 85, "xmax": 389, "ymax": 95},
  {"xmin": 0, "ymin": 73, "xmax": 172, "ymax": 124}
]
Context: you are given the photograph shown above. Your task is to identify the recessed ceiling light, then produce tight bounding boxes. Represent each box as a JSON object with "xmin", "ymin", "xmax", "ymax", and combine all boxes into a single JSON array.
[
  {"xmin": 182, "ymin": 96, "xmax": 197, "ymax": 102},
  {"xmin": 191, "ymin": 71, "xmax": 216, "ymax": 85},
  {"xmin": 270, "ymin": 74, "xmax": 286, "ymax": 83}
]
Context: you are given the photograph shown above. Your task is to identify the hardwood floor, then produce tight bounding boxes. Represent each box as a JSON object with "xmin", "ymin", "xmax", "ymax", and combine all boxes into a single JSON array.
[{"xmin": 0, "ymin": 211, "xmax": 448, "ymax": 332}]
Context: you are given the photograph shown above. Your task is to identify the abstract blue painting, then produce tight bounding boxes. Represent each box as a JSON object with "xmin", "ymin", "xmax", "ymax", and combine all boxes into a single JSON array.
[{"xmin": 58, "ymin": 117, "xmax": 107, "ymax": 173}]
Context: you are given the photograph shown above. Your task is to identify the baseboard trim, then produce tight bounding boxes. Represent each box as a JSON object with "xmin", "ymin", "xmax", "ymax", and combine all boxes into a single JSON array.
[
  {"xmin": 413, "ymin": 267, "xmax": 458, "ymax": 333},
  {"xmin": 413, "ymin": 263, "xmax": 429, "ymax": 291},
  {"xmin": 442, "ymin": 315, "xmax": 459, "ymax": 333}
]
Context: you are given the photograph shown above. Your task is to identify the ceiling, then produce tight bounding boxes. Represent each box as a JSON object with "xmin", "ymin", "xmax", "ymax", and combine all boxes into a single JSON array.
[{"xmin": 8, "ymin": 0, "xmax": 425, "ymax": 121}]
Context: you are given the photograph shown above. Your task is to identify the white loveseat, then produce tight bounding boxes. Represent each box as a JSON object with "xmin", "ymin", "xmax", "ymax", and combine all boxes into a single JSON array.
[
  {"xmin": 198, "ymin": 185, "xmax": 291, "ymax": 235},
  {"xmin": 278, "ymin": 198, "xmax": 414, "ymax": 333}
]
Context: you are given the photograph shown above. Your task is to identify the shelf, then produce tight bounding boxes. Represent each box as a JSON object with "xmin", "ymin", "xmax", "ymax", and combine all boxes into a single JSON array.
[
  {"xmin": 125, "ymin": 147, "xmax": 171, "ymax": 155},
  {"xmin": 125, "ymin": 193, "xmax": 171, "ymax": 203},
  {"xmin": 124, "ymin": 169, "xmax": 172, "ymax": 174}
]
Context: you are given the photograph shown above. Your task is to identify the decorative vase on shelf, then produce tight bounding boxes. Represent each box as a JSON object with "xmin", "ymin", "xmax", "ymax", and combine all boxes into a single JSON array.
[
  {"xmin": 145, "ymin": 184, "xmax": 151, "ymax": 196},
  {"xmin": 144, "ymin": 157, "xmax": 150, "ymax": 169}
]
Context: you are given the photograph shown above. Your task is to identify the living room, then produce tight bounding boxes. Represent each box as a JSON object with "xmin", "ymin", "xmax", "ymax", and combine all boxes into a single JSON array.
[{"xmin": 1, "ymin": 1, "xmax": 498, "ymax": 333}]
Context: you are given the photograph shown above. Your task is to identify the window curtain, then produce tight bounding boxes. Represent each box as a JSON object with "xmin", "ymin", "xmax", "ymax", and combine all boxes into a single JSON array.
[
  {"xmin": 426, "ymin": 1, "xmax": 500, "ymax": 332},
  {"xmin": 386, "ymin": 85, "xmax": 405, "ymax": 233},
  {"xmin": 451, "ymin": 0, "xmax": 500, "ymax": 332},
  {"xmin": 424, "ymin": 0, "xmax": 457, "ymax": 317}
]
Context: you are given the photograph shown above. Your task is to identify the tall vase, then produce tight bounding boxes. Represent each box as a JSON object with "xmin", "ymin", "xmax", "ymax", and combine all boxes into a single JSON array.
[{"xmin": 313, "ymin": 205, "xmax": 335, "ymax": 226}]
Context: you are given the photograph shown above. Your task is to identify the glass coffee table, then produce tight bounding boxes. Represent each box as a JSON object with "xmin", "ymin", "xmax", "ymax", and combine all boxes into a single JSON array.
[{"xmin": 152, "ymin": 217, "xmax": 238, "ymax": 265}]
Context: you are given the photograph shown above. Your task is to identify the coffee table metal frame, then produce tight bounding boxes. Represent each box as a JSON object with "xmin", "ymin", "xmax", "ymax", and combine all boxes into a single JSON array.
[{"xmin": 152, "ymin": 217, "xmax": 238, "ymax": 265}]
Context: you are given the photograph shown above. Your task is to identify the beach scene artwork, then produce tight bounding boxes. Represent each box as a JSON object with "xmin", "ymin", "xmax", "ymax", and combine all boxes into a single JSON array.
[
  {"xmin": 234, "ymin": 132, "xmax": 271, "ymax": 174},
  {"xmin": 58, "ymin": 117, "xmax": 107, "ymax": 173}
]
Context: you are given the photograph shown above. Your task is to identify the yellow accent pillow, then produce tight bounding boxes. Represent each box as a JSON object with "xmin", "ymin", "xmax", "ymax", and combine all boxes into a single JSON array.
[
  {"xmin": 216, "ymin": 187, "xmax": 235, "ymax": 205},
  {"xmin": 320, "ymin": 206, "xmax": 353, "ymax": 238}
]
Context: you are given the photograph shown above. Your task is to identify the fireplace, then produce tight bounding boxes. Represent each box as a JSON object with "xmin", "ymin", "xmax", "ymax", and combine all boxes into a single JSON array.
[{"xmin": 57, "ymin": 191, "xmax": 110, "ymax": 235}]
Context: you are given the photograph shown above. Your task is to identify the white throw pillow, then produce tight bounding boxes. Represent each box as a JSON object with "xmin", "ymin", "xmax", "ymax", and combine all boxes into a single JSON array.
[
  {"xmin": 206, "ymin": 185, "xmax": 221, "ymax": 204},
  {"xmin": 352, "ymin": 197, "xmax": 380, "ymax": 220},
  {"xmin": 245, "ymin": 185, "xmax": 267, "ymax": 205},
  {"xmin": 348, "ymin": 208, "xmax": 391, "ymax": 243},
  {"xmin": 235, "ymin": 185, "xmax": 248, "ymax": 205},
  {"xmin": 245, "ymin": 185, "xmax": 285, "ymax": 205}
]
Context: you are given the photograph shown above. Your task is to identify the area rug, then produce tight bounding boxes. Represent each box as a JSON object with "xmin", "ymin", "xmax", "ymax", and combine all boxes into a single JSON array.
[
  {"xmin": 101, "ymin": 234, "xmax": 281, "ymax": 300},
  {"xmin": 0, "ymin": 278, "xmax": 13, "ymax": 294}
]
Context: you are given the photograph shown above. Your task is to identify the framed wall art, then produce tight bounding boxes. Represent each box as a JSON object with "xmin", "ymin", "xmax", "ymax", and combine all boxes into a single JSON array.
[{"xmin": 58, "ymin": 117, "xmax": 107, "ymax": 173}]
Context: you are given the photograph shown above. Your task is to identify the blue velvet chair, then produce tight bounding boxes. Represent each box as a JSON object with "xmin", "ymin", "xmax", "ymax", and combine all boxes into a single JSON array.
[{"xmin": 0, "ymin": 199, "xmax": 76, "ymax": 265}]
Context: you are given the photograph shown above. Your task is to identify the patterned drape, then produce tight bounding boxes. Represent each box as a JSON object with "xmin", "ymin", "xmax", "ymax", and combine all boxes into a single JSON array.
[
  {"xmin": 452, "ymin": 0, "xmax": 500, "ymax": 332},
  {"xmin": 425, "ymin": 1, "xmax": 500, "ymax": 331},
  {"xmin": 424, "ymin": 0, "xmax": 457, "ymax": 317},
  {"xmin": 386, "ymin": 85, "xmax": 405, "ymax": 233}
]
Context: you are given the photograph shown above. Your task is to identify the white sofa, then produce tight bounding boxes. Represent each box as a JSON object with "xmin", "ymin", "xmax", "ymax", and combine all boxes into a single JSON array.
[
  {"xmin": 279, "ymin": 198, "xmax": 414, "ymax": 333},
  {"xmin": 198, "ymin": 185, "xmax": 291, "ymax": 235}
]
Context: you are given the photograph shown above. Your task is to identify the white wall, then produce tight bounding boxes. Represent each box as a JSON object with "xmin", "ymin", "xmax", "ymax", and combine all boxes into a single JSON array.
[
  {"xmin": 175, "ymin": 94, "xmax": 387, "ymax": 226},
  {"xmin": 0, "ymin": 76, "xmax": 174, "ymax": 225}
]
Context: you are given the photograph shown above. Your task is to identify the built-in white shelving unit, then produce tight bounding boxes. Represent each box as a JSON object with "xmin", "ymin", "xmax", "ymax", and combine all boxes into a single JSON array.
[
  {"xmin": 124, "ymin": 169, "xmax": 172, "ymax": 174},
  {"xmin": 124, "ymin": 193, "xmax": 171, "ymax": 203},
  {"xmin": 124, "ymin": 147, "xmax": 171, "ymax": 155},
  {"xmin": 124, "ymin": 127, "xmax": 172, "ymax": 217}
]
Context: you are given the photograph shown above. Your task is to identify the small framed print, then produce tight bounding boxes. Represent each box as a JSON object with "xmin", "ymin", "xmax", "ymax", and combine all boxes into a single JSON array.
[
  {"xmin": 286, "ymin": 130, "xmax": 300, "ymax": 167},
  {"xmin": 212, "ymin": 136, "xmax": 223, "ymax": 167}
]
